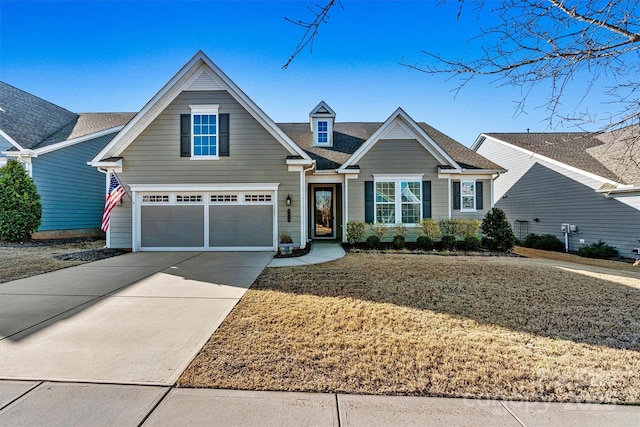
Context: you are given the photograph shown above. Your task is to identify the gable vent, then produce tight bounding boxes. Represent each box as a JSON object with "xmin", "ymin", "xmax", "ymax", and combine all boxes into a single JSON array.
[
  {"xmin": 382, "ymin": 121, "xmax": 414, "ymax": 140},
  {"xmin": 186, "ymin": 70, "xmax": 223, "ymax": 91}
]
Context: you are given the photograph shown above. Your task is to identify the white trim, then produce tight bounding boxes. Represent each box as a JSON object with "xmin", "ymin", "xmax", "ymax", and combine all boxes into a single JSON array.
[
  {"xmin": 437, "ymin": 168, "xmax": 506, "ymax": 175},
  {"xmin": 92, "ymin": 51, "xmax": 311, "ymax": 163},
  {"xmin": 479, "ymin": 134, "xmax": 618, "ymax": 186},
  {"xmin": 129, "ymin": 183, "xmax": 279, "ymax": 192},
  {"xmin": 0, "ymin": 129, "xmax": 23, "ymax": 151},
  {"xmin": 34, "ymin": 126, "xmax": 124, "ymax": 155},
  {"xmin": 338, "ymin": 108, "xmax": 460, "ymax": 173},
  {"xmin": 306, "ymin": 173, "xmax": 344, "ymax": 183},
  {"xmin": 373, "ymin": 173, "xmax": 424, "ymax": 180}
]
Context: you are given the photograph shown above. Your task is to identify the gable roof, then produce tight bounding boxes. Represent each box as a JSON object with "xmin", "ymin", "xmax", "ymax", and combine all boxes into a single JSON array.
[
  {"xmin": 0, "ymin": 81, "xmax": 77, "ymax": 150},
  {"xmin": 309, "ymin": 101, "xmax": 336, "ymax": 118},
  {"xmin": 0, "ymin": 81, "xmax": 134, "ymax": 153},
  {"xmin": 279, "ymin": 112, "xmax": 504, "ymax": 172},
  {"xmin": 482, "ymin": 130, "xmax": 640, "ymax": 185},
  {"xmin": 92, "ymin": 51, "xmax": 311, "ymax": 163}
]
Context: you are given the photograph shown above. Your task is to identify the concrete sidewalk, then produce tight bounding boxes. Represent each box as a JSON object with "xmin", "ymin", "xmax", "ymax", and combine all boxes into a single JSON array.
[
  {"xmin": 268, "ymin": 241, "xmax": 345, "ymax": 267},
  {"xmin": 1, "ymin": 381, "xmax": 638, "ymax": 426}
]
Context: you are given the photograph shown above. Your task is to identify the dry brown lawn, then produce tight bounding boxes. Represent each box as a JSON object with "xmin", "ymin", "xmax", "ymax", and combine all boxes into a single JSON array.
[
  {"xmin": 0, "ymin": 240, "xmax": 107, "ymax": 283},
  {"xmin": 179, "ymin": 253, "xmax": 640, "ymax": 404}
]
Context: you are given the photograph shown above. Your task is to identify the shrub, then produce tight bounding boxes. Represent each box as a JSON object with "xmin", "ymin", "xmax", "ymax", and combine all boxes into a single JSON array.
[
  {"xmin": 369, "ymin": 223, "xmax": 388, "ymax": 241},
  {"xmin": 346, "ymin": 221, "xmax": 366, "ymax": 244},
  {"xmin": 481, "ymin": 208, "xmax": 516, "ymax": 252},
  {"xmin": 441, "ymin": 235, "xmax": 457, "ymax": 251},
  {"xmin": 439, "ymin": 219, "xmax": 482, "ymax": 239},
  {"xmin": 460, "ymin": 236, "xmax": 481, "ymax": 251},
  {"xmin": 0, "ymin": 159, "xmax": 42, "ymax": 241},
  {"xmin": 392, "ymin": 235, "xmax": 405, "ymax": 249},
  {"xmin": 522, "ymin": 233, "xmax": 564, "ymax": 252},
  {"xmin": 577, "ymin": 240, "xmax": 618, "ymax": 259},
  {"xmin": 392, "ymin": 222, "xmax": 408, "ymax": 239},
  {"xmin": 366, "ymin": 235, "xmax": 381, "ymax": 249},
  {"xmin": 420, "ymin": 219, "xmax": 442, "ymax": 240},
  {"xmin": 279, "ymin": 232, "xmax": 293, "ymax": 244},
  {"xmin": 416, "ymin": 236, "xmax": 434, "ymax": 250}
]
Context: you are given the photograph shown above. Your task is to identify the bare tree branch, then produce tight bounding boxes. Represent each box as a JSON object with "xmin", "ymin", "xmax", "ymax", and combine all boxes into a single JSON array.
[{"xmin": 282, "ymin": 1, "xmax": 342, "ymax": 69}]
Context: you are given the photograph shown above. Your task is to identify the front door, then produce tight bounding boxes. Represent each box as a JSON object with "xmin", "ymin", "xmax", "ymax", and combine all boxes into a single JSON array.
[{"xmin": 314, "ymin": 187, "xmax": 334, "ymax": 238}]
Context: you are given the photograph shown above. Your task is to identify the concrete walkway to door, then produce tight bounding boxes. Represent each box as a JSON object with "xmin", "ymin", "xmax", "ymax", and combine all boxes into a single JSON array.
[{"xmin": 0, "ymin": 251, "xmax": 273, "ymax": 385}]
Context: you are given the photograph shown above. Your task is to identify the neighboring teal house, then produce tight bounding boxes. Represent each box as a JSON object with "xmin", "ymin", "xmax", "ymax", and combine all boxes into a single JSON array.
[{"xmin": 0, "ymin": 81, "xmax": 134, "ymax": 238}]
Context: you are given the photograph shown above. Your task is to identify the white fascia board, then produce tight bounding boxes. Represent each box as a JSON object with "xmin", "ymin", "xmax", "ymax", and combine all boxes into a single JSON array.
[
  {"xmin": 470, "ymin": 133, "xmax": 488, "ymax": 151},
  {"xmin": 373, "ymin": 173, "xmax": 424, "ymax": 180},
  {"xmin": 486, "ymin": 136, "xmax": 618, "ymax": 186},
  {"xmin": 339, "ymin": 107, "xmax": 460, "ymax": 172},
  {"xmin": 128, "ymin": 183, "xmax": 280, "ymax": 192},
  {"xmin": 597, "ymin": 185, "xmax": 640, "ymax": 195},
  {"xmin": 3, "ymin": 149, "xmax": 36, "ymax": 158},
  {"xmin": 438, "ymin": 168, "xmax": 507, "ymax": 176},
  {"xmin": 34, "ymin": 126, "xmax": 124, "ymax": 156},
  {"xmin": 286, "ymin": 158, "xmax": 315, "ymax": 166},
  {"xmin": 0, "ymin": 129, "xmax": 23, "ymax": 151},
  {"xmin": 88, "ymin": 158, "xmax": 122, "ymax": 168},
  {"xmin": 93, "ymin": 51, "xmax": 311, "ymax": 163}
]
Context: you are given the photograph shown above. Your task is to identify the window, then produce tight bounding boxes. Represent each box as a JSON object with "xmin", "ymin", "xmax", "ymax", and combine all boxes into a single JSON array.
[
  {"xmin": 193, "ymin": 114, "xmax": 217, "ymax": 157},
  {"xmin": 461, "ymin": 181, "xmax": 475, "ymax": 211},
  {"xmin": 244, "ymin": 194, "xmax": 272, "ymax": 203},
  {"xmin": 142, "ymin": 195, "xmax": 169, "ymax": 203},
  {"xmin": 176, "ymin": 194, "xmax": 203, "ymax": 203},
  {"xmin": 375, "ymin": 180, "xmax": 421, "ymax": 224},
  {"xmin": 317, "ymin": 121, "xmax": 328, "ymax": 144},
  {"xmin": 211, "ymin": 194, "xmax": 238, "ymax": 203}
]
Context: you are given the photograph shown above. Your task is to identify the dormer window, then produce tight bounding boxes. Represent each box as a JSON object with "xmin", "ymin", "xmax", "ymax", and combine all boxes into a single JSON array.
[
  {"xmin": 317, "ymin": 121, "xmax": 329, "ymax": 144},
  {"xmin": 309, "ymin": 101, "xmax": 336, "ymax": 147}
]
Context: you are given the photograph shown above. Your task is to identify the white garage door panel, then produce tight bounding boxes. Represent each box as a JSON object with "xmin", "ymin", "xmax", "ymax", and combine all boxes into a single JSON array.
[
  {"xmin": 209, "ymin": 205, "xmax": 273, "ymax": 247},
  {"xmin": 141, "ymin": 206, "xmax": 204, "ymax": 248}
]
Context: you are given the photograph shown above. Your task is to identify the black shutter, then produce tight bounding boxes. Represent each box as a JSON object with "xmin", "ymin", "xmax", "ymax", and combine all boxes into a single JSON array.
[
  {"xmin": 364, "ymin": 181, "xmax": 374, "ymax": 224},
  {"xmin": 180, "ymin": 114, "xmax": 191, "ymax": 157},
  {"xmin": 422, "ymin": 181, "xmax": 431, "ymax": 219},
  {"xmin": 219, "ymin": 113, "xmax": 229, "ymax": 157},
  {"xmin": 476, "ymin": 181, "xmax": 483, "ymax": 210},
  {"xmin": 453, "ymin": 181, "xmax": 461, "ymax": 210}
]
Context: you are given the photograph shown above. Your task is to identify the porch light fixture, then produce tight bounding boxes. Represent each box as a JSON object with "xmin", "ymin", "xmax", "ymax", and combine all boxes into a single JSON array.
[{"xmin": 286, "ymin": 194, "xmax": 292, "ymax": 206}]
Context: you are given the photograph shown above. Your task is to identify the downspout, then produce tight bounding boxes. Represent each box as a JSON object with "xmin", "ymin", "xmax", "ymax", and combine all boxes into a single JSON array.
[
  {"xmin": 447, "ymin": 176, "xmax": 452, "ymax": 218},
  {"xmin": 491, "ymin": 173, "xmax": 500, "ymax": 208},
  {"xmin": 300, "ymin": 163, "xmax": 315, "ymax": 248}
]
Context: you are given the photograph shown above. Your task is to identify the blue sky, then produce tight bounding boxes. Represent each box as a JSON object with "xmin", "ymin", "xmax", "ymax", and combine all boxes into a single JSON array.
[{"xmin": 0, "ymin": 0, "xmax": 611, "ymax": 146}]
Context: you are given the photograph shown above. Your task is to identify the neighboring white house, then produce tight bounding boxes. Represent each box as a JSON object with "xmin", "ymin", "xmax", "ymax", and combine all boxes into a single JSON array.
[{"xmin": 473, "ymin": 128, "xmax": 640, "ymax": 256}]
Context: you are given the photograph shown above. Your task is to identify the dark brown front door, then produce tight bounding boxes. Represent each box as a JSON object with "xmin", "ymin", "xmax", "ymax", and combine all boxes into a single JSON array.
[{"xmin": 314, "ymin": 187, "xmax": 333, "ymax": 238}]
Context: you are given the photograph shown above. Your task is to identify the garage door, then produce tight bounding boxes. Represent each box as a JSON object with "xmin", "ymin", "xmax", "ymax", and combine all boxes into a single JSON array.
[{"xmin": 137, "ymin": 190, "xmax": 275, "ymax": 251}]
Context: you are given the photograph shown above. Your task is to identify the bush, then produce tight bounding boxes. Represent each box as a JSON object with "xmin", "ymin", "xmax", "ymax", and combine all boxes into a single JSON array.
[
  {"xmin": 392, "ymin": 222, "xmax": 407, "ymax": 239},
  {"xmin": 577, "ymin": 240, "xmax": 618, "ymax": 259},
  {"xmin": 460, "ymin": 236, "xmax": 481, "ymax": 251},
  {"xmin": 392, "ymin": 235, "xmax": 405, "ymax": 249},
  {"xmin": 439, "ymin": 219, "xmax": 482, "ymax": 239},
  {"xmin": 522, "ymin": 233, "xmax": 564, "ymax": 252},
  {"xmin": 346, "ymin": 221, "xmax": 366, "ymax": 244},
  {"xmin": 369, "ymin": 223, "xmax": 388, "ymax": 241},
  {"xmin": 366, "ymin": 235, "xmax": 381, "ymax": 249},
  {"xmin": 440, "ymin": 235, "xmax": 457, "ymax": 251},
  {"xmin": 416, "ymin": 236, "xmax": 434, "ymax": 250},
  {"xmin": 420, "ymin": 219, "xmax": 442, "ymax": 240},
  {"xmin": 0, "ymin": 159, "xmax": 42, "ymax": 241},
  {"xmin": 481, "ymin": 208, "xmax": 516, "ymax": 252}
]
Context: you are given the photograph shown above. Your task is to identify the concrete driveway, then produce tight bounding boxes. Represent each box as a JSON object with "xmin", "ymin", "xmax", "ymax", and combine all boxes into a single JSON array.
[{"xmin": 0, "ymin": 251, "xmax": 273, "ymax": 385}]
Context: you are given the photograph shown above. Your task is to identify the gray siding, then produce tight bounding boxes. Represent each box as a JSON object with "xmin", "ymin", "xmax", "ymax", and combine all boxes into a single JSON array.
[
  {"xmin": 477, "ymin": 137, "xmax": 640, "ymax": 255},
  {"xmin": 347, "ymin": 138, "xmax": 490, "ymax": 241},
  {"xmin": 496, "ymin": 162, "xmax": 640, "ymax": 256},
  {"xmin": 31, "ymin": 134, "xmax": 115, "ymax": 231},
  {"xmin": 111, "ymin": 90, "xmax": 300, "ymax": 249}
]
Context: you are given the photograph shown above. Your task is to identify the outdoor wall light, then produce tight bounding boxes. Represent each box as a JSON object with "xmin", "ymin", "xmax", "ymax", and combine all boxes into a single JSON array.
[{"xmin": 286, "ymin": 194, "xmax": 292, "ymax": 206}]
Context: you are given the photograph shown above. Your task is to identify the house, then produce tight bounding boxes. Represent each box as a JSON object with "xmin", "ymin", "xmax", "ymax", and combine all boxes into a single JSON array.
[
  {"xmin": 473, "ymin": 129, "xmax": 640, "ymax": 255},
  {"xmin": 90, "ymin": 51, "xmax": 505, "ymax": 251},
  {"xmin": 0, "ymin": 81, "xmax": 135, "ymax": 238}
]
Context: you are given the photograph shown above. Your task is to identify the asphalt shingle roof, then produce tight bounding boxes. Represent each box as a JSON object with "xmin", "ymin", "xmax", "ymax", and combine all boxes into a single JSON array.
[
  {"xmin": 279, "ymin": 121, "xmax": 504, "ymax": 171},
  {"xmin": 485, "ymin": 129, "xmax": 640, "ymax": 185},
  {"xmin": 0, "ymin": 81, "xmax": 134, "ymax": 151}
]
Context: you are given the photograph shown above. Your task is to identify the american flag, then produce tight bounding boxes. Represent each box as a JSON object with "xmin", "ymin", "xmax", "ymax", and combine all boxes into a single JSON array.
[{"xmin": 101, "ymin": 173, "xmax": 126, "ymax": 232}]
